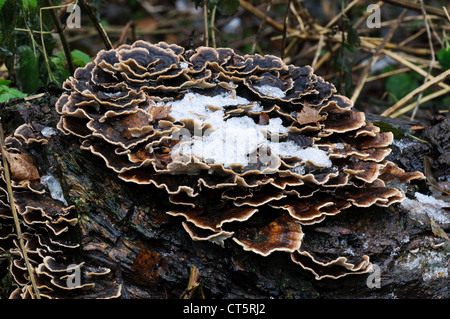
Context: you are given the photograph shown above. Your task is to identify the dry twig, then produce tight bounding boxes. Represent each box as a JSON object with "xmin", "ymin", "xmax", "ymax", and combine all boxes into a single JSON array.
[
  {"xmin": 45, "ymin": 0, "xmax": 75, "ymax": 75},
  {"xmin": 351, "ymin": 8, "xmax": 408, "ymax": 103},
  {"xmin": 0, "ymin": 121, "xmax": 41, "ymax": 298},
  {"xmin": 410, "ymin": 0, "xmax": 436, "ymax": 121},
  {"xmin": 79, "ymin": 0, "xmax": 113, "ymax": 50},
  {"xmin": 250, "ymin": 0, "xmax": 273, "ymax": 54},
  {"xmin": 382, "ymin": 0, "xmax": 448, "ymax": 19},
  {"xmin": 181, "ymin": 265, "xmax": 202, "ymax": 299},
  {"xmin": 381, "ymin": 68, "xmax": 450, "ymax": 117}
]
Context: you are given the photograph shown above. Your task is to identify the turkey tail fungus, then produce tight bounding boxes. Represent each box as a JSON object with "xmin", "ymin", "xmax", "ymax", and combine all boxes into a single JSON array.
[
  {"xmin": 0, "ymin": 128, "xmax": 120, "ymax": 298},
  {"xmin": 54, "ymin": 40, "xmax": 425, "ymax": 281},
  {"xmin": 0, "ymin": 41, "xmax": 428, "ymax": 298}
]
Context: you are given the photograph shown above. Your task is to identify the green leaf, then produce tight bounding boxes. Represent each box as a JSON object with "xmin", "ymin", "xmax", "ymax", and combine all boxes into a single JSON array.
[
  {"xmin": 0, "ymin": 84, "xmax": 27, "ymax": 102},
  {"xmin": 22, "ymin": 0, "xmax": 36, "ymax": 11},
  {"xmin": 71, "ymin": 49, "xmax": 91, "ymax": 67},
  {"xmin": 0, "ymin": 0, "xmax": 20, "ymax": 66},
  {"xmin": 437, "ymin": 48, "xmax": 450, "ymax": 70},
  {"xmin": 217, "ymin": 0, "xmax": 239, "ymax": 15},
  {"xmin": 372, "ymin": 121, "xmax": 410, "ymax": 140},
  {"xmin": 0, "ymin": 0, "xmax": 7, "ymax": 11},
  {"xmin": 385, "ymin": 72, "xmax": 419, "ymax": 102},
  {"xmin": 0, "ymin": 79, "xmax": 11, "ymax": 86},
  {"xmin": 48, "ymin": 55, "xmax": 70, "ymax": 86},
  {"xmin": 15, "ymin": 45, "xmax": 40, "ymax": 93}
]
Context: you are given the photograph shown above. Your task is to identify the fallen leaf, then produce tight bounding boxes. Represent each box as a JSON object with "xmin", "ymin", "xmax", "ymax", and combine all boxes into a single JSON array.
[
  {"xmin": 429, "ymin": 218, "xmax": 450, "ymax": 241},
  {"xmin": 296, "ymin": 102, "xmax": 326, "ymax": 126},
  {"xmin": 411, "ymin": 125, "xmax": 425, "ymax": 131},
  {"xmin": 424, "ymin": 156, "xmax": 450, "ymax": 195},
  {"xmin": 149, "ymin": 105, "xmax": 172, "ymax": 121},
  {"xmin": 4, "ymin": 150, "xmax": 40, "ymax": 181}
]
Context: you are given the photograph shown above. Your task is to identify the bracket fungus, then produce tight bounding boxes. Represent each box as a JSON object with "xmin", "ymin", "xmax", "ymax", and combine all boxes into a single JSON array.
[
  {"xmin": 55, "ymin": 40, "xmax": 424, "ymax": 280},
  {"xmin": 0, "ymin": 126, "xmax": 118, "ymax": 298}
]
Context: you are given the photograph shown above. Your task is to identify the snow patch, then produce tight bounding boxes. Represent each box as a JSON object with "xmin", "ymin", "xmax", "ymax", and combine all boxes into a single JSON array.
[
  {"xmin": 41, "ymin": 127, "xmax": 57, "ymax": 137},
  {"xmin": 169, "ymin": 91, "xmax": 331, "ymax": 168},
  {"xmin": 169, "ymin": 91, "xmax": 251, "ymax": 127},
  {"xmin": 392, "ymin": 138, "xmax": 415, "ymax": 151},
  {"xmin": 255, "ymin": 84, "xmax": 285, "ymax": 98},
  {"xmin": 41, "ymin": 174, "xmax": 68, "ymax": 206},
  {"xmin": 180, "ymin": 62, "xmax": 189, "ymax": 70},
  {"xmin": 398, "ymin": 249, "xmax": 448, "ymax": 282},
  {"xmin": 415, "ymin": 192, "xmax": 448, "ymax": 207},
  {"xmin": 271, "ymin": 141, "xmax": 332, "ymax": 167},
  {"xmin": 333, "ymin": 143, "xmax": 345, "ymax": 150},
  {"xmin": 178, "ymin": 117, "xmax": 266, "ymax": 166},
  {"xmin": 223, "ymin": 17, "xmax": 242, "ymax": 34},
  {"xmin": 401, "ymin": 192, "xmax": 450, "ymax": 225}
]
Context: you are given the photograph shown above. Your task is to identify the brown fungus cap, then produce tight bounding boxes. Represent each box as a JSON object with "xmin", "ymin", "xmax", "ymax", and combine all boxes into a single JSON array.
[
  {"xmin": 1, "ymin": 134, "xmax": 115, "ymax": 299},
  {"xmin": 56, "ymin": 40, "xmax": 425, "ymax": 280},
  {"xmin": 291, "ymin": 249, "xmax": 372, "ymax": 280}
]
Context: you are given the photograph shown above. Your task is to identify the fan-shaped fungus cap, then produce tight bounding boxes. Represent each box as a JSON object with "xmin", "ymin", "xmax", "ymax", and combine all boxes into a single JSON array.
[
  {"xmin": 233, "ymin": 212, "xmax": 303, "ymax": 256},
  {"xmin": 0, "ymin": 134, "xmax": 115, "ymax": 298},
  {"xmin": 291, "ymin": 250, "xmax": 372, "ymax": 280},
  {"xmin": 55, "ymin": 40, "xmax": 425, "ymax": 280}
]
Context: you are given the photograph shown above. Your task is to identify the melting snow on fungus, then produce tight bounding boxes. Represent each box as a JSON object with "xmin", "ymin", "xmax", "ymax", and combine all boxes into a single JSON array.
[{"xmin": 52, "ymin": 41, "xmax": 426, "ymax": 282}]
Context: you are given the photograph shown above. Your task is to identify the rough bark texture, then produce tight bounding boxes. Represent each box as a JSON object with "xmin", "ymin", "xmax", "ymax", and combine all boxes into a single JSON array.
[{"xmin": 0, "ymin": 92, "xmax": 448, "ymax": 299}]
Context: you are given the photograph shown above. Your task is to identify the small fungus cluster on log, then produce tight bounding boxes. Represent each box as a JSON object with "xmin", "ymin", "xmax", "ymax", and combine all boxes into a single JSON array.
[
  {"xmin": 55, "ymin": 40, "xmax": 425, "ymax": 281},
  {"xmin": 0, "ymin": 125, "xmax": 120, "ymax": 298}
]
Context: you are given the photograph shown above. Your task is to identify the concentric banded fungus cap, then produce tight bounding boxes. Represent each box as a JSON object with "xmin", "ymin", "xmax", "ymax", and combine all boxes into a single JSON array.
[
  {"xmin": 0, "ymin": 132, "xmax": 115, "ymax": 298},
  {"xmin": 291, "ymin": 249, "xmax": 372, "ymax": 280},
  {"xmin": 56, "ymin": 40, "xmax": 425, "ymax": 280}
]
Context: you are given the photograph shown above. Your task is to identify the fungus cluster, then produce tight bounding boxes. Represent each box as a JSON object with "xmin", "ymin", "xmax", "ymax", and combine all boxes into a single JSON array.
[
  {"xmin": 56, "ymin": 40, "xmax": 424, "ymax": 279},
  {"xmin": 0, "ymin": 124, "xmax": 118, "ymax": 298}
]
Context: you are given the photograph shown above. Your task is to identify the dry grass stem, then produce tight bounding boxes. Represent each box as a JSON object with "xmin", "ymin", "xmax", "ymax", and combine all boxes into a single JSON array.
[
  {"xmin": 311, "ymin": 33, "xmax": 324, "ymax": 69},
  {"xmin": 383, "ymin": 0, "xmax": 449, "ymax": 19},
  {"xmin": 325, "ymin": 0, "xmax": 359, "ymax": 29},
  {"xmin": 391, "ymin": 88, "xmax": 450, "ymax": 118},
  {"xmin": 351, "ymin": 8, "xmax": 408, "ymax": 104},
  {"xmin": 381, "ymin": 68, "xmax": 450, "ymax": 117},
  {"xmin": 410, "ymin": 0, "xmax": 436, "ymax": 121},
  {"xmin": 0, "ymin": 122, "xmax": 41, "ymax": 298},
  {"xmin": 363, "ymin": 45, "xmax": 449, "ymax": 91},
  {"xmin": 79, "ymin": 0, "xmax": 113, "ymax": 50},
  {"xmin": 444, "ymin": 6, "xmax": 450, "ymax": 22},
  {"xmin": 250, "ymin": 0, "xmax": 273, "ymax": 54},
  {"xmin": 204, "ymin": 1, "xmax": 209, "ymax": 47},
  {"xmin": 366, "ymin": 66, "xmax": 425, "ymax": 83}
]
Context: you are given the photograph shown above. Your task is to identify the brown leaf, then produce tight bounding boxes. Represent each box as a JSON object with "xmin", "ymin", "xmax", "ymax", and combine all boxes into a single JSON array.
[
  {"xmin": 149, "ymin": 105, "xmax": 172, "ymax": 121},
  {"xmin": 296, "ymin": 102, "xmax": 326, "ymax": 126},
  {"xmin": 4, "ymin": 150, "xmax": 40, "ymax": 181},
  {"xmin": 424, "ymin": 156, "xmax": 450, "ymax": 195},
  {"xmin": 430, "ymin": 219, "xmax": 450, "ymax": 241}
]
